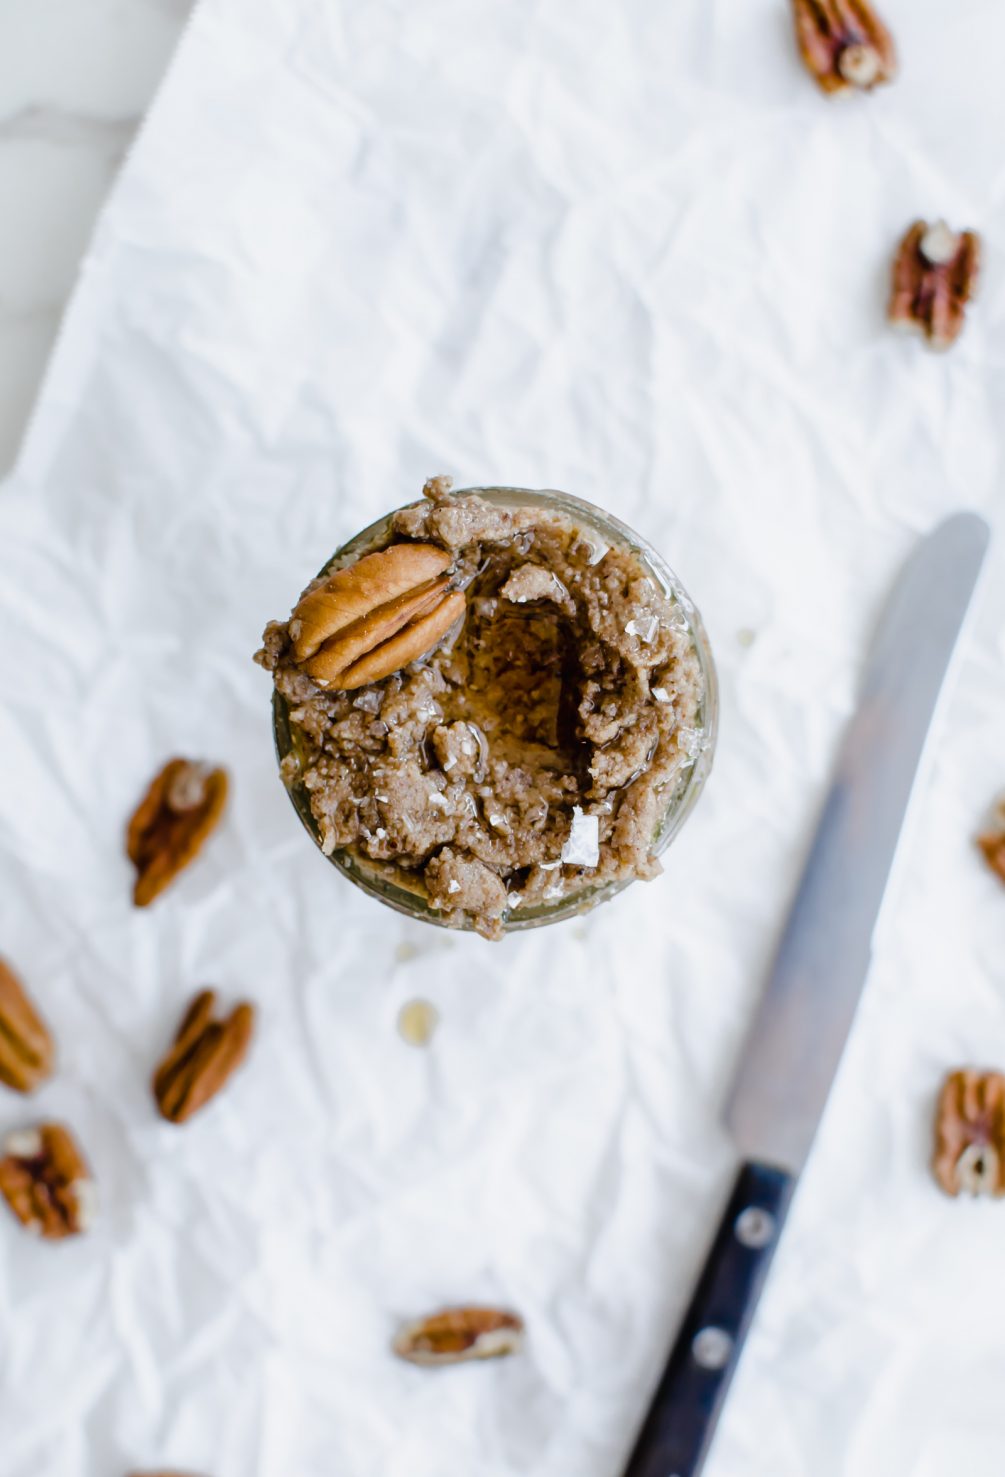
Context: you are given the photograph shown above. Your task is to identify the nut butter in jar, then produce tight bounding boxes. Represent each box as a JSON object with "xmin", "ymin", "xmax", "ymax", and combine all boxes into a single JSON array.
[{"xmin": 261, "ymin": 481, "xmax": 717, "ymax": 938}]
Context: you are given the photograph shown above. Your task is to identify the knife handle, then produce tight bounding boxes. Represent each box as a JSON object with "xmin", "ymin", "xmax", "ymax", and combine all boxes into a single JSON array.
[{"xmin": 620, "ymin": 1161, "xmax": 796, "ymax": 1477}]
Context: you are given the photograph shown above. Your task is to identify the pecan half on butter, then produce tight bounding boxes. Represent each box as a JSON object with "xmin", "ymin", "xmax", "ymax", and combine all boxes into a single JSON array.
[
  {"xmin": 888, "ymin": 221, "xmax": 981, "ymax": 351},
  {"xmin": 393, "ymin": 1306, "xmax": 525, "ymax": 1367},
  {"xmin": 127, "ymin": 759, "xmax": 228, "ymax": 907},
  {"xmin": 153, "ymin": 990, "xmax": 255, "ymax": 1124},
  {"xmin": 978, "ymin": 801, "xmax": 1005, "ymax": 886},
  {"xmin": 0, "ymin": 1123, "xmax": 96, "ymax": 1238},
  {"xmin": 0, "ymin": 958, "xmax": 54, "ymax": 1094},
  {"xmin": 289, "ymin": 543, "xmax": 465, "ymax": 691},
  {"xmin": 792, "ymin": 0, "xmax": 897, "ymax": 94},
  {"xmin": 934, "ymin": 1070, "xmax": 1005, "ymax": 1197}
]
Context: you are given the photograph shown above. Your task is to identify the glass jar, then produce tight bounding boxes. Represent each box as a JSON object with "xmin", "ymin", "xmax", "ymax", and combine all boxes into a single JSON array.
[{"xmin": 272, "ymin": 486, "xmax": 718, "ymax": 932}]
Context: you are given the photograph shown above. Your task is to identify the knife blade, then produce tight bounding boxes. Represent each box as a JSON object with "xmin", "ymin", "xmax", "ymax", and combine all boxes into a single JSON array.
[{"xmin": 621, "ymin": 512, "xmax": 990, "ymax": 1477}]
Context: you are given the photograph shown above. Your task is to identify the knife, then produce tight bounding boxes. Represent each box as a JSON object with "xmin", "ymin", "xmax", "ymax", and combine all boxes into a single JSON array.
[{"xmin": 621, "ymin": 512, "xmax": 990, "ymax": 1477}]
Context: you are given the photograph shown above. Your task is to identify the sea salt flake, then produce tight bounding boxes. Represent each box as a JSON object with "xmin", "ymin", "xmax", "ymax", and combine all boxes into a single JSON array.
[
  {"xmin": 375, "ymin": 827, "xmax": 388, "ymax": 840},
  {"xmin": 353, "ymin": 689, "xmax": 383, "ymax": 714},
  {"xmin": 576, "ymin": 535, "xmax": 609, "ymax": 565},
  {"xmin": 652, "ymin": 686, "xmax": 671, "ymax": 704},
  {"xmin": 447, "ymin": 879, "xmax": 461, "ymax": 894},
  {"xmin": 488, "ymin": 813, "xmax": 509, "ymax": 831},
  {"xmin": 561, "ymin": 807, "xmax": 600, "ymax": 868},
  {"xmin": 501, "ymin": 565, "xmax": 569, "ymax": 606},
  {"xmin": 427, "ymin": 791, "xmax": 448, "ymax": 810},
  {"xmin": 677, "ymin": 726, "xmax": 708, "ymax": 760},
  {"xmin": 626, "ymin": 613, "xmax": 660, "ymax": 644}
]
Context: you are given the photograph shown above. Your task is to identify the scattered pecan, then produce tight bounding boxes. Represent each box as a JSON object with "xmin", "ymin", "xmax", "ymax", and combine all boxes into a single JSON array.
[
  {"xmin": 289, "ymin": 543, "xmax": 466, "ymax": 691},
  {"xmin": 0, "ymin": 958, "xmax": 55, "ymax": 1094},
  {"xmin": 933, "ymin": 1070, "xmax": 1005, "ymax": 1198},
  {"xmin": 0, "ymin": 1123, "xmax": 96, "ymax": 1237},
  {"xmin": 393, "ymin": 1306, "xmax": 525, "ymax": 1367},
  {"xmin": 888, "ymin": 221, "xmax": 981, "ymax": 351},
  {"xmin": 127, "ymin": 759, "xmax": 228, "ymax": 907},
  {"xmin": 792, "ymin": 0, "xmax": 897, "ymax": 94},
  {"xmin": 153, "ymin": 989, "xmax": 255, "ymax": 1124},
  {"xmin": 978, "ymin": 801, "xmax": 1005, "ymax": 886}
]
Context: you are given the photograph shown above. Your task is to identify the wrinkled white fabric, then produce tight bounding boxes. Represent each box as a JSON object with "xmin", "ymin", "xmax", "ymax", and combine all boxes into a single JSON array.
[{"xmin": 1, "ymin": 1, "xmax": 1004, "ymax": 1474}]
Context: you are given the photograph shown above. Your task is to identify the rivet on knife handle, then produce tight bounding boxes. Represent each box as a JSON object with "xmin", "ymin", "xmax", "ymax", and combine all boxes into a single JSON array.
[{"xmin": 620, "ymin": 1163, "xmax": 795, "ymax": 1477}]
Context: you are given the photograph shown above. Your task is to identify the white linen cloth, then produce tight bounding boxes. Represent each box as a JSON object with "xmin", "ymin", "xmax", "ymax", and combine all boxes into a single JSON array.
[{"xmin": 1, "ymin": 1, "xmax": 1004, "ymax": 1473}]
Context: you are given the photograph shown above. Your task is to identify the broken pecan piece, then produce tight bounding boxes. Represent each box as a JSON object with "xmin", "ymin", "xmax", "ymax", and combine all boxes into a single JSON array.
[
  {"xmin": 792, "ymin": 0, "xmax": 897, "ymax": 94},
  {"xmin": 0, "ymin": 958, "xmax": 55, "ymax": 1094},
  {"xmin": 978, "ymin": 801, "xmax": 1005, "ymax": 886},
  {"xmin": 289, "ymin": 543, "xmax": 465, "ymax": 691},
  {"xmin": 153, "ymin": 989, "xmax": 255, "ymax": 1124},
  {"xmin": 933, "ymin": 1070, "xmax": 1005, "ymax": 1197},
  {"xmin": 888, "ymin": 221, "xmax": 981, "ymax": 351},
  {"xmin": 0, "ymin": 1123, "xmax": 96, "ymax": 1237},
  {"xmin": 393, "ymin": 1306, "xmax": 525, "ymax": 1366},
  {"xmin": 127, "ymin": 759, "xmax": 228, "ymax": 907}
]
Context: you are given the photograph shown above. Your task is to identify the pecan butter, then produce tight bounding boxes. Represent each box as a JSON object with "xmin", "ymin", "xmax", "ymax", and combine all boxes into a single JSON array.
[{"xmin": 257, "ymin": 480, "xmax": 709, "ymax": 938}]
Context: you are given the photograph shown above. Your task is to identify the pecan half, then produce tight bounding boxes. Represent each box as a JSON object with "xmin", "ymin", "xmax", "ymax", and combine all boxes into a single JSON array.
[
  {"xmin": 978, "ymin": 800, "xmax": 1005, "ymax": 886},
  {"xmin": 933, "ymin": 1070, "xmax": 1005, "ymax": 1198},
  {"xmin": 888, "ymin": 221, "xmax": 981, "ymax": 351},
  {"xmin": 792, "ymin": 0, "xmax": 897, "ymax": 94},
  {"xmin": 153, "ymin": 990, "xmax": 255, "ymax": 1124},
  {"xmin": 127, "ymin": 759, "xmax": 228, "ymax": 907},
  {"xmin": 289, "ymin": 543, "xmax": 465, "ymax": 691},
  {"xmin": 0, "ymin": 958, "xmax": 55, "ymax": 1094},
  {"xmin": 393, "ymin": 1306, "xmax": 525, "ymax": 1367},
  {"xmin": 0, "ymin": 1123, "xmax": 96, "ymax": 1237}
]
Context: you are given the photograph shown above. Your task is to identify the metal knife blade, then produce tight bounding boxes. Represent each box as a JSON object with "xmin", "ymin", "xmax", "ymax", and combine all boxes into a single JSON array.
[{"xmin": 725, "ymin": 512, "xmax": 990, "ymax": 1172}]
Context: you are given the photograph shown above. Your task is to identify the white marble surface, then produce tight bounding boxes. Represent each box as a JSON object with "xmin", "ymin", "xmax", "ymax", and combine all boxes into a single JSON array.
[{"xmin": 0, "ymin": 0, "xmax": 191, "ymax": 475}]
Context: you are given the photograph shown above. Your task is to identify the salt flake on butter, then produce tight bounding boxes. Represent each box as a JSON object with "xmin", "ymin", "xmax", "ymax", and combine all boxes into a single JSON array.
[{"xmin": 561, "ymin": 807, "xmax": 600, "ymax": 868}]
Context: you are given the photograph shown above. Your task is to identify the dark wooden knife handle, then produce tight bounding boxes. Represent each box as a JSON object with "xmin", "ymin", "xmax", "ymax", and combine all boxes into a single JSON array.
[{"xmin": 621, "ymin": 1161, "xmax": 796, "ymax": 1477}]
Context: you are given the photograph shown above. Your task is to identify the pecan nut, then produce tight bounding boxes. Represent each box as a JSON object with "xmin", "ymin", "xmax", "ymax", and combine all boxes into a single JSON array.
[
  {"xmin": 153, "ymin": 990, "xmax": 255, "ymax": 1124},
  {"xmin": 933, "ymin": 1070, "xmax": 1005, "ymax": 1197},
  {"xmin": 888, "ymin": 221, "xmax": 981, "ymax": 351},
  {"xmin": 393, "ymin": 1306, "xmax": 525, "ymax": 1366},
  {"xmin": 0, "ymin": 1123, "xmax": 96, "ymax": 1237},
  {"xmin": 792, "ymin": 0, "xmax": 897, "ymax": 94},
  {"xmin": 978, "ymin": 800, "xmax": 1005, "ymax": 886},
  {"xmin": 289, "ymin": 543, "xmax": 465, "ymax": 691},
  {"xmin": 0, "ymin": 958, "xmax": 55, "ymax": 1094},
  {"xmin": 127, "ymin": 759, "xmax": 228, "ymax": 907}
]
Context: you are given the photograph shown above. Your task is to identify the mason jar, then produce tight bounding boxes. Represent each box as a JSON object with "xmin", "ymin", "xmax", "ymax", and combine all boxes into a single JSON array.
[{"xmin": 272, "ymin": 485, "xmax": 718, "ymax": 933}]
